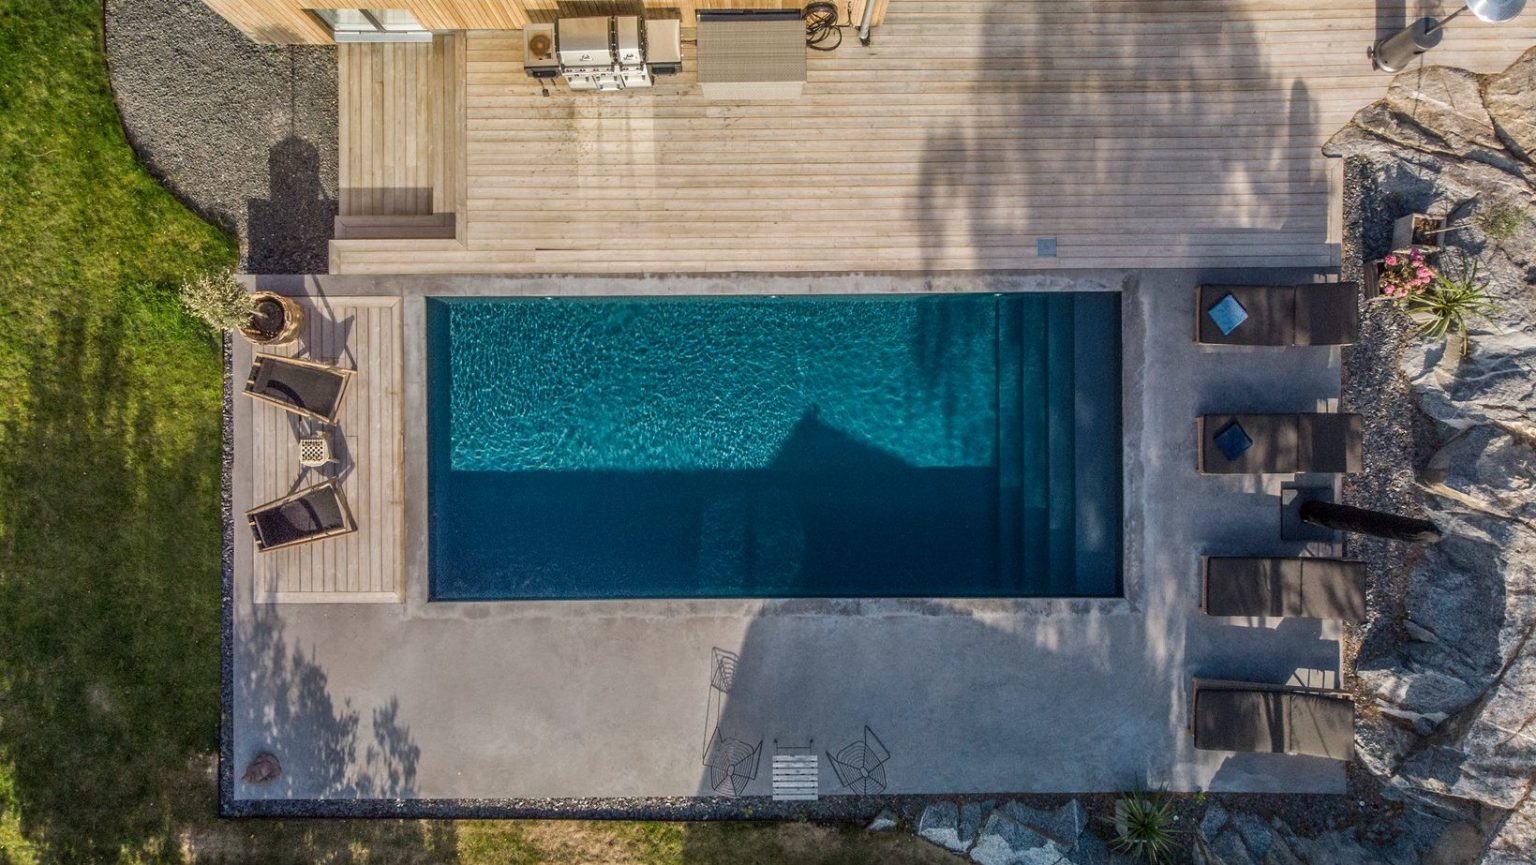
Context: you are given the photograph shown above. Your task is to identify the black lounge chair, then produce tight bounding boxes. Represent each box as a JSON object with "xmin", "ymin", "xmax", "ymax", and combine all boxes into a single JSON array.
[
  {"xmin": 244, "ymin": 354, "xmax": 354, "ymax": 424},
  {"xmin": 1191, "ymin": 678, "xmax": 1354, "ymax": 760},
  {"xmin": 1202, "ymin": 557, "xmax": 1366, "ymax": 621},
  {"xmin": 1196, "ymin": 283, "xmax": 1359, "ymax": 346},
  {"xmin": 1197, "ymin": 413, "xmax": 1362, "ymax": 474},
  {"xmin": 247, "ymin": 481, "xmax": 356, "ymax": 552}
]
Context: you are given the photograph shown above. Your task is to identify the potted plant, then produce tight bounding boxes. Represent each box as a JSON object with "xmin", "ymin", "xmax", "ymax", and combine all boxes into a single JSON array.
[
  {"xmin": 178, "ymin": 269, "xmax": 304, "ymax": 346},
  {"xmin": 1391, "ymin": 212, "xmax": 1446, "ymax": 254}
]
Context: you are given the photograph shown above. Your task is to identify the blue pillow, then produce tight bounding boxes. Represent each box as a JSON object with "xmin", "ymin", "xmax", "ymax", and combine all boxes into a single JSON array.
[
  {"xmin": 1207, "ymin": 294, "xmax": 1249, "ymax": 336},
  {"xmin": 1214, "ymin": 422, "xmax": 1254, "ymax": 461}
]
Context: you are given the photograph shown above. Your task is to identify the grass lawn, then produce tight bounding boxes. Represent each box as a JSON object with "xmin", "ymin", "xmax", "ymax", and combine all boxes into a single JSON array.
[{"xmin": 0, "ymin": 3, "xmax": 949, "ymax": 863}]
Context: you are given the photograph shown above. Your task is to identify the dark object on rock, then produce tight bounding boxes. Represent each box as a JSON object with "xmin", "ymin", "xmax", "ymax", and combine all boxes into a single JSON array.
[
  {"xmin": 241, "ymin": 752, "xmax": 281, "ymax": 784},
  {"xmin": 1300, "ymin": 500, "xmax": 1442, "ymax": 543}
]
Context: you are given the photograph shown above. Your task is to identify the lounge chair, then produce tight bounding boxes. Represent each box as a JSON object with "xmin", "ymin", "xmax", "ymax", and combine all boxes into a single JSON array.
[
  {"xmin": 244, "ymin": 354, "xmax": 354, "ymax": 424},
  {"xmin": 1191, "ymin": 677, "xmax": 1354, "ymax": 760},
  {"xmin": 1202, "ymin": 557, "xmax": 1366, "ymax": 621},
  {"xmin": 247, "ymin": 481, "xmax": 356, "ymax": 552},
  {"xmin": 1197, "ymin": 413, "xmax": 1362, "ymax": 474},
  {"xmin": 1196, "ymin": 283, "xmax": 1359, "ymax": 346}
]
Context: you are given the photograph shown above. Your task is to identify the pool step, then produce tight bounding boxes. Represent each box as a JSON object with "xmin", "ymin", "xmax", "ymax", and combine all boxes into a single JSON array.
[{"xmin": 1000, "ymin": 293, "xmax": 1120, "ymax": 596}]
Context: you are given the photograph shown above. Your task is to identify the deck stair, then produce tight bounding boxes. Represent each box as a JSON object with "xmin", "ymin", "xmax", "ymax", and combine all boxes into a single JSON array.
[{"xmin": 333, "ymin": 213, "xmax": 457, "ymax": 240}]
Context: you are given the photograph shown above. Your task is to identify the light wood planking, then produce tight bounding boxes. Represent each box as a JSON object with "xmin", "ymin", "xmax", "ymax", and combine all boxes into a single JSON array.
[
  {"xmin": 250, "ymin": 296, "xmax": 404, "ymax": 604},
  {"xmin": 329, "ymin": 0, "xmax": 1534, "ymax": 275},
  {"xmin": 339, "ymin": 42, "xmax": 439, "ymax": 217},
  {"xmin": 199, "ymin": 0, "xmax": 889, "ymax": 44}
]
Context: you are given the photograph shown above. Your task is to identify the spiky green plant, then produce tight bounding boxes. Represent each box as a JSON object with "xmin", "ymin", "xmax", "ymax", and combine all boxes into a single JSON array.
[
  {"xmin": 1404, "ymin": 255, "xmax": 1497, "ymax": 354},
  {"xmin": 1104, "ymin": 794, "xmax": 1182, "ymax": 865},
  {"xmin": 177, "ymin": 267, "xmax": 254, "ymax": 331}
]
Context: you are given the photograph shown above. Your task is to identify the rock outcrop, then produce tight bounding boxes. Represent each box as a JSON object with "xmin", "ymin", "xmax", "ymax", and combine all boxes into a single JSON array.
[
  {"xmin": 1326, "ymin": 44, "xmax": 1536, "ymax": 863},
  {"xmin": 914, "ymin": 799, "xmax": 1124, "ymax": 865}
]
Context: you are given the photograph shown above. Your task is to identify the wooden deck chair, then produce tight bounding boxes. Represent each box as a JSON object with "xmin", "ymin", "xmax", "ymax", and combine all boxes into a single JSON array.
[
  {"xmin": 244, "ymin": 354, "xmax": 354, "ymax": 424},
  {"xmin": 247, "ymin": 481, "xmax": 356, "ymax": 552},
  {"xmin": 1191, "ymin": 677, "xmax": 1354, "ymax": 760}
]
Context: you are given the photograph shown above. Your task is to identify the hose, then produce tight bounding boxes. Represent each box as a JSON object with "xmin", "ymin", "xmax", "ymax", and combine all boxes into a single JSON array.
[{"xmin": 803, "ymin": 2, "xmax": 843, "ymax": 51}]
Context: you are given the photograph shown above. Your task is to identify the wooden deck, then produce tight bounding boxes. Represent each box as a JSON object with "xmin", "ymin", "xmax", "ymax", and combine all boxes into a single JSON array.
[
  {"xmin": 329, "ymin": 0, "xmax": 1536, "ymax": 274},
  {"xmin": 249, "ymin": 297, "xmax": 404, "ymax": 603}
]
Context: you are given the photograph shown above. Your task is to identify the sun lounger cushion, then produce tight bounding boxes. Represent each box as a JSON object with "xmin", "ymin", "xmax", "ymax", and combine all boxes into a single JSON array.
[
  {"xmin": 1204, "ymin": 557, "xmax": 1366, "ymax": 620},
  {"xmin": 1197, "ymin": 285, "xmax": 1295, "ymax": 345},
  {"xmin": 1299, "ymin": 559, "xmax": 1367, "ymax": 621},
  {"xmin": 1295, "ymin": 283, "xmax": 1360, "ymax": 346},
  {"xmin": 1197, "ymin": 284, "xmax": 1358, "ymax": 346},
  {"xmin": 1194, "ymin": 683, "xmax": 1353, "ymax": 760},
  {"xmin": 1207, "ymin": 294, "xmax": 1250, "ymax": 336},
  {"xmin": 1201, "ymin": 415, "xmax": 1297, "ymax": 473},
  {"xmin": 1298, "ymin": 413, "xmax": 1364, "ymax": 473},
  {"xmin": 1200, "ymin": 414, "xmax": 1362, "ymax": 474}
]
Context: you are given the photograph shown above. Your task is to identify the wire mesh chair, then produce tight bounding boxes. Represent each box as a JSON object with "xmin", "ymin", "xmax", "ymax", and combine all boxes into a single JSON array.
[
  {"xmin": 827, "ymin": 726, "xmax": 891, "ymax": 795},
  {"xmin": 704, "ymin": 728, "xmax": 762, "ymax": 796}
]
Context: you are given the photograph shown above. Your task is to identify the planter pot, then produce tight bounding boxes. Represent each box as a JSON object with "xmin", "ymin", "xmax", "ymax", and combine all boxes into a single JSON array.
[
  {"xmin": 1392, "ymin": 213, "xmax": 1445, "ymax": 255},
  {"xmin": 1364, "ymin": 259, "xmax": 1385, "ymax": 298},
  {"xmin": 239, "ymin": 292, "xmax": 304, "ymax": 346}
]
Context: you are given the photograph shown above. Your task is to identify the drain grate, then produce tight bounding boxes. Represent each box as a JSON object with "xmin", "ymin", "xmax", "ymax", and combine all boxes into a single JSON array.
[{"xmin": 771, "ymin": 754, "xmax": 819, "ymax": 801}]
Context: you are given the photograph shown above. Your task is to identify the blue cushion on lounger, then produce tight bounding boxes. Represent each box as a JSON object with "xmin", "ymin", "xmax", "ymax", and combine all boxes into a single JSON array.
[
  {"xmin": 1214, "ymin": 422, "xmax": 1254, "ymax": 461},
  {"xmin": 1207, "ymin": 294, "xmax": 1250, "ymax": 336}
]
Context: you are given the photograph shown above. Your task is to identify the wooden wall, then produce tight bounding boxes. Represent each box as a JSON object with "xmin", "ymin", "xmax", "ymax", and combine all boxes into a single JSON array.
[{"xmin": 200, "ymin": 0, "xmax": 889, "ymax": 44}]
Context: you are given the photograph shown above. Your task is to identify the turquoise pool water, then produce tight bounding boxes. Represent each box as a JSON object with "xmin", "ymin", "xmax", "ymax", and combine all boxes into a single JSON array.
[{"xmin": 427, "ymin": 294, "xmax": 1121, "ymax": 600}]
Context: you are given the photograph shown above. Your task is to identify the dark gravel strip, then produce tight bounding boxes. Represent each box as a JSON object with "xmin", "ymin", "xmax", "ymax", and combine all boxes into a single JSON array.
[{"xmin": 104, "ymin": 0, "xmax": 338, "ymax": 274}]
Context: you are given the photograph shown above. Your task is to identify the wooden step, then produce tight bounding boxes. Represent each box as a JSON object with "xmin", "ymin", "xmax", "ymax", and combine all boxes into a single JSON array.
[
  {"xmin": 333, "ymin": 213, "xmax": 458, "ymax": 240},
  {"xmin": 771, "ymin": 754, "xmax": 819, "ymax": 801}
]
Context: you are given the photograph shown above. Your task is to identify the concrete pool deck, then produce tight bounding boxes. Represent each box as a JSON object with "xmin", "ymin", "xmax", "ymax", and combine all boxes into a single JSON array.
[{"xmin": 229, "ymin": 270, "xmax": 1350, "ymax": 810}]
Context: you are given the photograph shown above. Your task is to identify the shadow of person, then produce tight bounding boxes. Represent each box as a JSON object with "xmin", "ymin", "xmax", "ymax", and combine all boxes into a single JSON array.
[{"xmin": 247, "ymin": 136, "xmax": 336, "ymax": 274}]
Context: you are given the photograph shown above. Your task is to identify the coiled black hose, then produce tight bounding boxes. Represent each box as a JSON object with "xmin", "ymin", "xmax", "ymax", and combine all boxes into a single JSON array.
[{"xmin": 803, "ymin": 2, "xmax": 843, "ymax": 51}]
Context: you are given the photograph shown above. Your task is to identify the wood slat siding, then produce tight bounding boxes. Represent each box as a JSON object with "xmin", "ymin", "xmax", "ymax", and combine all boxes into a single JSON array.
[
  {"xmin": 199, "ymin": 0, "xmax": 888, "ymax": 44},
  {"xmin": 326, "ymin": 0, "xmax": 1534, "ymax": 275},
  {"xmin": 251, "ymin": 297, "xmax": 404, "ymax": 604}
]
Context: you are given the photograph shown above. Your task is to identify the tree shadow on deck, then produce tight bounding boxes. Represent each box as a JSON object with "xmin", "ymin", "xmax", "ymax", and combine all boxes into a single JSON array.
[{"xmin": 911, "ymin": 2, "xmax": 1325, "ymax": 273}]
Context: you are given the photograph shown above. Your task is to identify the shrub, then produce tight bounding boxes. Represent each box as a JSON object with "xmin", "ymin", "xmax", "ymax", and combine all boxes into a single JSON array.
[
  {"xmin": 1105, "ymin": 794, "xmax": 1182, "ymax": 864},
  {"xmin": 1376, "ymin": 247, "xmax": 1434, "ymax": 299},
  {"xmin": 178, "ymin": 268, "xmax": 254, "ymax": 331},
  {"xmin": 1405, "ymin": 255, "xmax": 1497, "ymax": 353},
  {"xmin": 1473, "ymin": 201, "xmax": 1528, "ymax": 248}
]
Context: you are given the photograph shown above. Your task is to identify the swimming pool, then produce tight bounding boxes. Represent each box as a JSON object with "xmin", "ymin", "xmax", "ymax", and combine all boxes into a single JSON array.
[{"xmin": 427, "ymin": 294, "xmax": 1121, "ymax": 600}]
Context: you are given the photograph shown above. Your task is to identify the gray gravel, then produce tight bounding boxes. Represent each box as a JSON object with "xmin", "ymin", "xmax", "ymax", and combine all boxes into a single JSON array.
[
  {"xmin": 105, "ymin": 0, "xmax": 337, "ymax": 273},
  {"xmin": 1336, "ymin": 156, "xmax": 1449, "ymax": 675}
]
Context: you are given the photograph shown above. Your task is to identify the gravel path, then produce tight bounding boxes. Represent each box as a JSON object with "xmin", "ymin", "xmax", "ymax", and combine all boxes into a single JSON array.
[{"xmin": 105, "ymin": 0, "xmax": 337, "ymax": 273}]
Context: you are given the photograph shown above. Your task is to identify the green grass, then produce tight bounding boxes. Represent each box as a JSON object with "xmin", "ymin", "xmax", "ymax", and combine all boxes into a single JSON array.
[{"xmin": 0, "ymin": 4, "xmax": 949, "ymax": 864}]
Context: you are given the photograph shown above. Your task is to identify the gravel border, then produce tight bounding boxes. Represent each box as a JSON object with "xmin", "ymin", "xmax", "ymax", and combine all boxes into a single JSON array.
[{"xmin": 104, "ymin": 0, "xmax": 337, "ymax": 274}]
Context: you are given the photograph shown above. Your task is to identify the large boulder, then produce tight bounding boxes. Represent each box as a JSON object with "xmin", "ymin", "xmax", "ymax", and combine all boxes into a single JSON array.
[{"xmin": 1484, "ymin": 46, "xmax": 1536, "ymax": 162}]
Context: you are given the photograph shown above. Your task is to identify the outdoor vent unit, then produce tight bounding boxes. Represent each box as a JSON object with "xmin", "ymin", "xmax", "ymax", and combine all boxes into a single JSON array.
[
  {"xmin": 522, "ymin": 17, "xmax": 682, "ymax": 92},
  {"xmin": 696, "ymin": 10, "xmax": 807, "ymax": 100}
]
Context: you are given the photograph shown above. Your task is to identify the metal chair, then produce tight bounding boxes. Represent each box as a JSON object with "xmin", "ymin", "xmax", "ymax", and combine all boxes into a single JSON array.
[
  {"xmin": 827, "ymin": 726, "xmax": 891, "ymax": 794},
  {"xmin": 704, "ymin": 728, "xmax": 762, "ymax": 796}
]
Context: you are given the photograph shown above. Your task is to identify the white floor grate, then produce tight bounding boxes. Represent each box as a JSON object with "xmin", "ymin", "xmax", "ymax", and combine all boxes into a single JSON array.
[{"xmin": 771, "ymin": 754, "xmax": 819, "ymax": 801}]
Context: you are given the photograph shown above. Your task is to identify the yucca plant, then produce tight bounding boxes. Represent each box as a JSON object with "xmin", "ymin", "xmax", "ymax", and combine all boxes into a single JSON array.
[
  {"xmin": 1404, "ymin": 255, "xmax": 1497, "ymax": 354},
  {"xmin": 178, "ymin": 267, "xmax": 255, "ymax": 331},
  {"xmin": 1104, "ymin": 794, "xmax": 1182, "ymax": 865}
]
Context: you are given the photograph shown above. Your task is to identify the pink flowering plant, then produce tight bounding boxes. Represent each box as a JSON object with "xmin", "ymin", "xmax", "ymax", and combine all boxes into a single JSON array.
[{"xmin": 1377, "ymin": 247, "xmax": 1436, "ymax": 299}]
